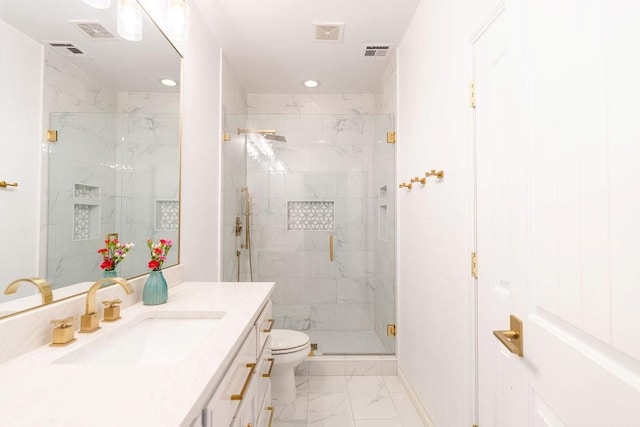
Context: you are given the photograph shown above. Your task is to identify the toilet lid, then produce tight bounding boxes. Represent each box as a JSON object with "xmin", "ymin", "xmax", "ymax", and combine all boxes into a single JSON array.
[{"xmin": 271, "ymin": 329, "xmax": 310, "ymax": 353}]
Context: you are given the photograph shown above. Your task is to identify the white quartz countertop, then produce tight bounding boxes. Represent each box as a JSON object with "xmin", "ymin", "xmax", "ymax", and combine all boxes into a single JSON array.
[{"xmin": 0, "ymin": 281, "xmax": 273, "ymax": 427}]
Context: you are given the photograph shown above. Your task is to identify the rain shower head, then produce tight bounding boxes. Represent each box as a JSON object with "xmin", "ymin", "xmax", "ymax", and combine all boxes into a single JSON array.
[
  {"xmin": 237, "ymin": 128, "xmax": 287, "ymax": 143},
  {"xmin": 263, "ymin": 133, "xmax": 287, "ymax": 143}
]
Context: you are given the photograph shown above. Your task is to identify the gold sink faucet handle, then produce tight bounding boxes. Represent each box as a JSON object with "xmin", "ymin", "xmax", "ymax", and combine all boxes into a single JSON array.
[
  {"xmin": 102, "ymin": 298, "xmax": 122, "ymax": 308},
  {"xmin": 50, "ymin": 316, "xmax": 76, "ymax": 347},
  {"xmin": 102, "ymin": 298, "xmax": 123, "ymax": 322}
]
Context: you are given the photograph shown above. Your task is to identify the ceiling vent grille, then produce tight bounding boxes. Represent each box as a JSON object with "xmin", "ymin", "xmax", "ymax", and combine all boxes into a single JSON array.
[
  {"xmin": 361, "ymin": 43, "xmax": 394, "ymax": 60},
  {"xmin": 313, "ymin": 23, "xmax": 344, "ymax": 43},
  {"xmin": 70, "ymin": 20, "xmax": 115, "ymax": 39},
  {"xmin": 45, "ymin": 41, "xmax": 85, "ymax": 55}
]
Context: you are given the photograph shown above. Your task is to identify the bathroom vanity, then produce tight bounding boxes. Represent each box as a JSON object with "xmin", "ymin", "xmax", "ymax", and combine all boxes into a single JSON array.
[{"xmin": 0, "ymin": 281, "xmax": 274, "ymax": 427}]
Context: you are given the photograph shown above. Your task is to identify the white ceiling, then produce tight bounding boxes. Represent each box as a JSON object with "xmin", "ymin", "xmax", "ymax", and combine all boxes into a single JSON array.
[
  {"xmin": 0, "ymin": 0, "xmax": 181, "ymax": 93},
  {"xmin": 195, "ymin": 0, "xmax": 422, "ymax": 94}
]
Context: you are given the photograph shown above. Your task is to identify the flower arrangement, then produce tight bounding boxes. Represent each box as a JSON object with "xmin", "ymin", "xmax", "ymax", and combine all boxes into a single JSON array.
[
  {"xmin": 147, "ymin": 239, "xmax": 173, "ymax": 271},
  {"xmin": 97, "ymin": 237, "xmax": 134, "ymax": 271}
]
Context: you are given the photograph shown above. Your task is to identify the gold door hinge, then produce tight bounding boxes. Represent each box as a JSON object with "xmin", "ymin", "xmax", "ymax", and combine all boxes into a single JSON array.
[
  {"xmin": 469, "ymin": 82, "xmax": 476, "ymax": 108},
  {"xmin": 47, "ymin": 130, "xmax": 58, "ymax": 142},
  {"xmin": 387, "ymin": 131, "xmax": 396, "ymax": 144},
  {"xmin": 471, "ymin": 252, "xmax": 478, "ymax": 278},
  {"xmin": 387, "ymin": 324, "xmax": 396, "ymax": 336}
]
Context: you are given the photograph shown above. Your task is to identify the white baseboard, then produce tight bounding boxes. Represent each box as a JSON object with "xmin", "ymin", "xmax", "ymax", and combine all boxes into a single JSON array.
[{"xmin": 398, "ymin": 366, "xmax": 436, "ymax": 427}]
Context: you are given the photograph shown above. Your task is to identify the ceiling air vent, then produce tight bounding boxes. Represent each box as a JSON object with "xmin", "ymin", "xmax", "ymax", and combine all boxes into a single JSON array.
[
  {"xmin": 70, "ymin": 20, "xmax": 115, "ymax": 39},
  {"xmin": 45, "ymin": 41, "xmax": 85, "ymax": 55},
  {"xmin": 361, "ymin": 43, "xmax": 394, "ymax": 60},
  {"xmin": 313, "ymin": 23, "xmax": 344, "ymax": 43}
]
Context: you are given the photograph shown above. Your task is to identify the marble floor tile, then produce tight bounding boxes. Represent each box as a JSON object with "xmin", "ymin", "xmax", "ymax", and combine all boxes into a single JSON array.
[
  {"xmin": 354, "ymin": 420, "xmax": 404, "ymax": 427},
  {"xmin": 383, "ymin": 375, "xmax": 404, "ymax": 393},
  {"xmin": 390, "ymin": 392, "xmax": 429, "ymax": 427},
  {"xmin": 308, "ymin": 376, "xmax": 348, "ymax": 393},
  {"xmin": 307, "ymin": 392, "xmax": 355, "ymax": 426},
  {"xmin": 273, "ymin": 373, "xmax": 425, "ymax": 426},
  {"xmin": 346, "ymin": 376, "xmax": 400, "ymax": 420}
]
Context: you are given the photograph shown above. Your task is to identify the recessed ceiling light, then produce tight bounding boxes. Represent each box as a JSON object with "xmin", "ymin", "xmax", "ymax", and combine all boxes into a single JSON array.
[
  {"xmin": 303, "ymin": 79, "xmax": 319, "ymax": 88},
  {"xmin": 160, "ymin": 78, "xmax": 178, "ymax": 87}
]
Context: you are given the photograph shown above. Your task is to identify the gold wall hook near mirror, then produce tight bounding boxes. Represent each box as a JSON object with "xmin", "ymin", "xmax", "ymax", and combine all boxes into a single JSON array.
[
  {"xmin": 411, "ymin": 176, "xmax": 426, "ymax": 185},
  {"xmin": 0, "ymin": 181, "xmax": 18, "ymax": 188},
  {"xmin": 493, "ymin": 314, "xmax": 524, "ymax": 357},
  {"xmin": 425, "ymin": 169, "xmax": 445, "ymax": 179},
  {"xmin": 399, "ymin": 182, "xmax": 413, "ymax": 190}
]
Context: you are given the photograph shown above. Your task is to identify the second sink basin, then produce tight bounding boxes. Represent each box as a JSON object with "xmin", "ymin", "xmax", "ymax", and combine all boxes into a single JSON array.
[{"xmin": 55, "ymin": 311, "xmax": 226, "ymax": 366}]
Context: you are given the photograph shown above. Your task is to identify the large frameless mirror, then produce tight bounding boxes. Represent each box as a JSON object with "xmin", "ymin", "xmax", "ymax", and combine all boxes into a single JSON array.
[{"xmin": 0, "ymin": 0, "xmax": 181, "ymax": 317}]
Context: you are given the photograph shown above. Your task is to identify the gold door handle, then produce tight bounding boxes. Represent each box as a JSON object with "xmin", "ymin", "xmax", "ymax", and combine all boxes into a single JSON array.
[
  {"xmin": 0, "ymin": 181, "xmax": 18, "ymax": 188},
  {"xmin": 329, "ymin": 234, "xmax": 335, "ymax": 262},
  {"xmin": 492, "ymin": 315, "xmax": 524, "ymax": 357},
  {"xmin": 262, "ymin": 318, "xmax": 274, "ymax": 333},
  {"xmin": 263, "ymin": 357, "xmax": 275, "ymax": 378},
  {"xmin": 231, "ymin": 363, "xmax": 256, "ymax": 400}
]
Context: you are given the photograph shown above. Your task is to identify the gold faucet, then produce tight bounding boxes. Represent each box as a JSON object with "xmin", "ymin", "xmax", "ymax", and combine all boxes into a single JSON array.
[
  {"xmin": 50, "ymin": 316, "xmax": 76, "ymax": 347},
  {"xmin": 80, "ymin": 278, "xmax": 134, "ymax": 333},
  {"xmin": 4, "ymin": 277, "xmax": 53, "ymax": 304}
]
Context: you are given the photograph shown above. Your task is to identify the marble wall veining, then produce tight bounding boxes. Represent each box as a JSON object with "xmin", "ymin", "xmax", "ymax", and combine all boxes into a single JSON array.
[
  {"xmin": 43, "ymin": 48, "xmax": 179, "ymax": 287},
  {"xmin": 243, "ymin": 94, "xmax": 395, "ymax": 352}
]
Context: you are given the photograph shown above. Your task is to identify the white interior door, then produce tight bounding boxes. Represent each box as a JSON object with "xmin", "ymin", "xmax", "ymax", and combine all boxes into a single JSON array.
[
  {"xmin": 475, "ymin": 3, "xmax": 527, "ymax": 426},
  {"xmin": 476, "ymin": 0, "xmax": 640, "ymax": 425}
]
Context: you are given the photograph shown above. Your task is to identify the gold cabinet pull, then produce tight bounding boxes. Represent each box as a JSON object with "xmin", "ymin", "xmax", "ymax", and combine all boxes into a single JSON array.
[
  {"xmin": 329, "ymin": 234, "xmax": 335, "ymax": 262},
  {"xmin": 262, "ymin": 318, "xmax": 274, "ymax": 333},
  {"xmin": 263, "ymin": 357, "xmax": 275, "ymax": 378},
  {"xmin": 266, "ymin": 406, "xmax": 274, "ymax": 427},
  {"xmin": 231, "ymin": 363, "xmax": 256, "ymax": 401},
  {"xmin": 0, "ymin": 181, "xmax": 18, "ymax": 188},
  {"xmin": 492, "ymin": 315, "xmax": 524, "ymax": 357}
]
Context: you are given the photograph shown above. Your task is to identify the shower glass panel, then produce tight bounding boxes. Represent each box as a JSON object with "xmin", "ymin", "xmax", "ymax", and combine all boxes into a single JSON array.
[
  {"xmin": 222, "ymin": 113, "xmax": 395, "ymax": 355},
  {"xmin": 47, "ymin": 112, "xmax": 180, "ymax": 288}
]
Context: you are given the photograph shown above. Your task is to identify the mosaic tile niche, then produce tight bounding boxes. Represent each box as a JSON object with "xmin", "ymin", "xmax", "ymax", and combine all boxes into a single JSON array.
[{"xmin": 287, "ymin": 201, "xmax": 335, "ymax": 231}]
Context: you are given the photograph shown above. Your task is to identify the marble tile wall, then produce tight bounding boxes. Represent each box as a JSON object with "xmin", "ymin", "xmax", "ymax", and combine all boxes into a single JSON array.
[
  {"xmin": 115, "ymin": 94, "xmax": 180, "ymax": 279},
  {"xmin": 246, "ymin": 94, "xmax": 393, "ymax": 344},
  {"xmin": 43, "ymin": 48, "xmax": 179, "ymax": 287}
]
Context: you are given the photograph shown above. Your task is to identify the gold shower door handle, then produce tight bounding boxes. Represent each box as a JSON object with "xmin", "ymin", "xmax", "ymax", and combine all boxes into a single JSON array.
[
  {"xmin": 492, "ymin": 315, "xmax": 524, "ymax": 357},
  {"xmin": 329, "ymin": 234, "xmax": 335, "ymax": 262}
]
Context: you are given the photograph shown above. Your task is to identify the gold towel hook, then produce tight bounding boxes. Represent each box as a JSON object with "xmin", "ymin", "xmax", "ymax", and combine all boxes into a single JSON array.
[{"xmin": 0, "ymin": 181, "xmax": 18, "ymax": 188}]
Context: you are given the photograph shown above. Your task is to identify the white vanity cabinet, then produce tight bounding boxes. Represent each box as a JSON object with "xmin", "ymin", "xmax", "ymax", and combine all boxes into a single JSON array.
[{"xmin": 202, "ymin": 299, "xmax": 273, "ymax": 427}]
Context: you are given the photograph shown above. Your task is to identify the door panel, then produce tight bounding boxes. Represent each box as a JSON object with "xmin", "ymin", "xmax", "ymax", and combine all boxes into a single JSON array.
[{"xmin": 476, "ymin": 0, "xmax": 640, "ymax": 425}]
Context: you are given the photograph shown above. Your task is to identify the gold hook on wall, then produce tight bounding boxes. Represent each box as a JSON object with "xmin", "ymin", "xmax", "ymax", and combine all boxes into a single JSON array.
[
  {"xmin": 410, "ymin": 176, "xmax": 426, "ymax": 185},
  {"xmin": 425, "ymin": 170, "xmax": 445, "ymax": 179},
  {"xmin": 399, "ymin": 182, "xmax": 413, "ymax": 190}
]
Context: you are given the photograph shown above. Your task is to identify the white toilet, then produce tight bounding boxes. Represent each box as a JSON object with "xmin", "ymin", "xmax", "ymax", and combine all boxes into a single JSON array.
[{"xmin": 270, "ymin": 329, "xmax": 311, "ymax": 404}]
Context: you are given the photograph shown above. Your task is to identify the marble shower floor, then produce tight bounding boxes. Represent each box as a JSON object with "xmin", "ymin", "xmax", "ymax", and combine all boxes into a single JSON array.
[
  {"xmin": 304, "ymin": 330, "xmax": 390, "ymax": 354},
  {"xmin": 272, "ymin": 375, "xmax": 426, "ymax": 427}
]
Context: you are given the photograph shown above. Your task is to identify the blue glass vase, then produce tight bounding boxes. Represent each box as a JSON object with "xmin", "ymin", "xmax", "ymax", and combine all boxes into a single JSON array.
[
  {"xmin": 102, "ymin": 269, "xmax": 118, "ymax": 287},
  {"xmin": 142, "ymin": 270, "xmax": 168, "ymax": 305}
]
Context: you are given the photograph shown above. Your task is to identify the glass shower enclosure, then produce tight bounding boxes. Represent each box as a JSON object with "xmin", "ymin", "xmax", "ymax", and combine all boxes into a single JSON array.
[{"xmin": 222, "ymin": 112, "xmax": 395, "ymax": 355}]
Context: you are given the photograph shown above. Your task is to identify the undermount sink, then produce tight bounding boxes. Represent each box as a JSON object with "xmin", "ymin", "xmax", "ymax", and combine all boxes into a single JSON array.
[{"xmin": 55, "ymin": 311, "xmax": 226, "ymax": 366}]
